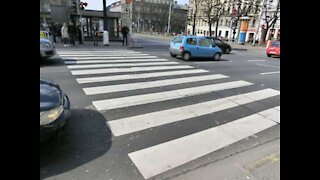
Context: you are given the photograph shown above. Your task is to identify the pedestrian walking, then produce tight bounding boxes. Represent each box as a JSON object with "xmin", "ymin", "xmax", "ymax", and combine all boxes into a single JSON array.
[
  {"xmin": 77, "ymin": 23, "xmax": 83, "ymax": 44},
  {"xmin": 93, "ymin": 24, "xmax": 99, "ymax": 46},
  {"xmin": 51, "ymin": 22, "xmax": 59, "ymax": 43},
  {"xmin": 121, "ymin": 26, "xmax": 129, "ymax": 46},
  {"xmin": 61, "ymin": 23, "xmax": 69, "ymax": 47},
  {"xmin": 68, "ymin": 22, "xmax": 76, "ymax": 46}
]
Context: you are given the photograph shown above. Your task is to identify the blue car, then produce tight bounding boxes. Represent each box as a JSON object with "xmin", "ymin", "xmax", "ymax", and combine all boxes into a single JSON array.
[{"xmin": 169, "ymin": 35, "xmax": 222, "ymax": 61}]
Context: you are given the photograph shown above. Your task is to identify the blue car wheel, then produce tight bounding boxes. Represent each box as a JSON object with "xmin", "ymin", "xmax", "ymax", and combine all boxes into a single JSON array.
[{"xmin": 213, "ymin": 53, "xmax": 221, "ymax": 61}]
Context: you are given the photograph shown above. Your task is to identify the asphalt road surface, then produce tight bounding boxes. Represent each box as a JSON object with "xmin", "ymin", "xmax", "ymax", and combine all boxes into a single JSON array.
[{"xmin": 40, "ymin": 36, "xmax": 280, "ymax": 180}]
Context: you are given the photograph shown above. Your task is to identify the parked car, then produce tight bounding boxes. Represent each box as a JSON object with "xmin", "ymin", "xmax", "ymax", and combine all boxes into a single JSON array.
[
  {"xmin": 205, "ymin": 36, "xmax": 232, "ymax": 54},
  {"xmin": 40, "ymin": 38, "xmax": 56, "ymax": 60},
  {"xmin": 169, "ymin": 36, "xmax": 222, "ymax": 61},
  {"xmin": 266, "ymin": 41, "xmax": 280, "ymax": 57},
  {"xmin": 40, "ymin": 79, "xmax": 70, "ymax": 142}
]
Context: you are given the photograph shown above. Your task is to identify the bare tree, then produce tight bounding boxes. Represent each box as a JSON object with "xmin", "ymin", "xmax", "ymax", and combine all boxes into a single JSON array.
[
  {"xmin": 260, "ymin": 0, "xmax": 280, "ymax": 44},
  {"xmin": 200, "ymin": 0, "xmax": 227, "ymax": 37},
  {"xmin": 189, "ymin": 0, "xmax": 202, "ymax": 35},
  {"xmin": 229, "ymin": 0, "xmax": 259, "ymax": 41}
]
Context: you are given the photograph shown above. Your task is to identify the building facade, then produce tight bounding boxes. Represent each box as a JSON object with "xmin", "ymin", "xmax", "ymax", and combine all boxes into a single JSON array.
[
  {"xmin": 170, "ymin": 3, "xmax": 189, "ymax": 34},
  {"xmin": 40, "ymin": 0, "xmax": 121, "ymax": 40},
  {"xmin": 119, "ymin": 0, "xmax": 188, "ymax": 34},
  {"xmin": 259, "ymin": 0, "xmax": 280, "ymax": 41},
  {"xmin": 187, "ymin": 0, "xmax": 279, "ymax": 43}
]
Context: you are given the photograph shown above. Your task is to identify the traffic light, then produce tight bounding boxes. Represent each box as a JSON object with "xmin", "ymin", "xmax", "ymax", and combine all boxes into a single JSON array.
[
  {"xmin": 80, "ymin": 2, "xmax": 88, "ymax": 10},
  {"xmin": 71, "ymin": 0, "xmax": 77, "ymax": 14}
]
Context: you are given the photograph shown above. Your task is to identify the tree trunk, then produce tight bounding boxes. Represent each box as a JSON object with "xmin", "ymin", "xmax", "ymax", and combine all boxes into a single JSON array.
[
  {"xmin": 260, "ymin": 29, "xmax": 267, "ymax": 44},
  {"xmin": 215, "ymin": 19, "xmax": 219, "ymax": 37},
  {"xmin": 209, "ymin": 21, "xmax": 212, "ymax": 36},
  {"xmin": 192, "ymin": 13, "xmax": 196, "ymax": 35}
]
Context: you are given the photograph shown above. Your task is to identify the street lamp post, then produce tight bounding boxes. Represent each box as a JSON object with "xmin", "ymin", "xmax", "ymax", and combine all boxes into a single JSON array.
[
  {"xmin": 103, "ymin": 0, "xmax": 108, "ymax": 31},
  {"xmin": 167, "ymin": 0, "xmax": 173, "ymax": 34}
]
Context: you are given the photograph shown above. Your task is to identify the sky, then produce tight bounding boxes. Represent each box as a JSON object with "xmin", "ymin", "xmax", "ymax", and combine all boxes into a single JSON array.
[{"xmin": 84, "ymin": 0, "xmax": 189, "ymax": 10}]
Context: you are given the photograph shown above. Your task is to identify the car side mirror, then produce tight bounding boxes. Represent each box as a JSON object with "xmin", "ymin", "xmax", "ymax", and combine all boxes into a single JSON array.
[{"xmin": 211, "ymin": 44, "xmax": 215, "ymax": 48}]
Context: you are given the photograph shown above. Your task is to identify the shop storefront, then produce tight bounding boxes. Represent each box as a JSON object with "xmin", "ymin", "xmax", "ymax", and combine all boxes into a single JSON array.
[{"xmin": 71, "ymin": 10, "xmax": 121, "ymax": 41}]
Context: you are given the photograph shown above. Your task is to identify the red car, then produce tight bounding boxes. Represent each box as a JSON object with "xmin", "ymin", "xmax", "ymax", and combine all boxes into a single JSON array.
[{"xmin": 266, "ymin": 41, "xmax": 280, "ymax": 57}]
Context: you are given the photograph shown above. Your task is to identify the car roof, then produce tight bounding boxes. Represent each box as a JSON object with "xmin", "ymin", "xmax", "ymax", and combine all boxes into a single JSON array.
[{"xmin": 179, "ymin": 36, "xmax": 208, "ymax": 39}]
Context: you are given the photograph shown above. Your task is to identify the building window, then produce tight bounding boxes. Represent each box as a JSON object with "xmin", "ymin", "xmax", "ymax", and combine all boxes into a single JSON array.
[
  {"xmin": 225, "ymin": 31, "xmax": 229, "ymax": 38},
  {"xmin": 218, "ymin": 30, "xmax": 222, "ymax": 36}
]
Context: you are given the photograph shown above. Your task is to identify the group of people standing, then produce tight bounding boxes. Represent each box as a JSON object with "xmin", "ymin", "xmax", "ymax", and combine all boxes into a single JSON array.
[{"xmin": 41, "ymin": 22, "xmax": 131, "ymax": 47}]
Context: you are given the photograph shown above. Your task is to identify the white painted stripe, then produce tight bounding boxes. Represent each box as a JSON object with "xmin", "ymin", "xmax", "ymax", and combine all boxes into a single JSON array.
[
  {"xmin": 62, "ymin": 56, "xmax": 158, "ymax": 60},
  {"xmin": 255, "ymin": 63, "xmax": 280, "ymax": 68},
  {"xmin": 247, "ymin": 60, "xmax": 266, "ymax": 62},
  {"xmin": 108, "ymin": 89, "xmax": 280, "ymax": 136},
  {"xmin": 128, "ymin": 107, "xmax": 279, "ymax": 179},
  {"xmin": 258, "ymin": 106, "xmax": 280, "ymax": 123},
  {"xmin": 71, "ymin": 65, "xmax": 194, "ymax": 75},
  {"xmin": 57, "ymin": 50, "xmax": 138, "ymax": 53},
  {"xmin": 76, "ymin": 69, "xmax": 209, "ymax": 84},
  {"xmin": 92, "ymin": 80, "xmax": 253, "ymax": 111},
  {"xmin": 84, "ymin": 74, "xmax": 229, "ymax": 95},
  {"xmin": 67, "ymin": 61, "xmax": 179, "ymax": 69},
  {"xmin": 60, "ymin": 53, "xmax": 149, "ymax": 57},
  {"xmin": 260, "ymin": 71, "xmax": 280, "ymax": 75},
  {"xmin": 58, "ymin": 50, "xmax": 140, "ymax": 52},
  {"xmin": 64, "ymin": 59, "xmax": 169, "ymax": 65}
]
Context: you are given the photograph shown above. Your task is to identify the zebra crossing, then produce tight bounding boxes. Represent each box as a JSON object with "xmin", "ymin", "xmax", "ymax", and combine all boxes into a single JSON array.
[{"xmin": 57, "ymin": 49, "xmax": 280, "ymax": 179}]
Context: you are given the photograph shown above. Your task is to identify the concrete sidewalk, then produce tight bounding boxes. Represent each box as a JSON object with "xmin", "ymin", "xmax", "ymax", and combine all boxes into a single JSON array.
[
  {"xmin": 54, "ymin": 36, "xmax": 142, "ymax": 49},
  {"xmin": 170, "ymin": 138, "xmax": 280, "ymax": 180}
]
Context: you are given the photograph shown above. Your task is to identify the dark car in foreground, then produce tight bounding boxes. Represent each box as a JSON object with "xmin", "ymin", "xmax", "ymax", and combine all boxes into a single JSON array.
[
  {"xmin": 40, "ymin": 79, "xmax": 70, "ymax": 142},
  {"xmin": 205, "ymin": 36, "xmax": 232, "ymax": 54}
]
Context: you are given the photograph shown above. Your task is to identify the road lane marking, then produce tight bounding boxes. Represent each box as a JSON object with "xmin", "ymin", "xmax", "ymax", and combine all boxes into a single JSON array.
[
  {"xmin": 128, "ymin": 107, "xmax": 279, "ymax": 179},
  {"xmin": 260, "ymin": 71, "xmax": 280, "ymax": 75},
  {"xmin": 71, "ymin": 65, "xmax": 195, "ymax": 75},
  {"xmin": 57, "ymin": 50, "xmax": 139, "ymax": 53},
  {"xmin": 108, "ymin": 89, "xmax": 280, "ymax": 136},
  {"xmin": 62, "ymin": 56, "xmax": 158, "ymax": 60},
  {"xmin": 92, "ymin": 80, "xmax": 253, "ymax": 111},
  {"xmin": 64, "ymin": 59, "xmax": 169, "ymax": 65},
  {"xmin": 247, "ymin": 60, "xmax": 266, "ymax": 62},
  {"xmin": 59, "ymin": 53, "xmax": 149, "ymax": 57},
  {"xmin": 255, "ymin": 63, "xmax": 280, "ymax": 69},
  {"xmin": 84, "ymin": 74, "xmax": 229, "ymax": 95},
  {"xmin": 76, "ymin": 69, "xmax": 209, "ymax": 84},
  {"xmin": 67, "ymin": 61, "xmax": 179, "ymax": 69},
  {"xmin": 258, "ymin": 106, "xmax": 280, "ymax": 123}
]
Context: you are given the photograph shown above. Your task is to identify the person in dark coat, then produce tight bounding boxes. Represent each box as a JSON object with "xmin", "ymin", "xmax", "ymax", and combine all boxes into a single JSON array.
[
  {"xmin": 77, "ymin": 24, "xmax": 83, "ymax": 44},
  {"xmin": 68, "ymin": 22, "xmax": 76, "ymax": 46},
  {"xmin": 121, "ymin": 26, "xmax": 129, "ymax": 46}
]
